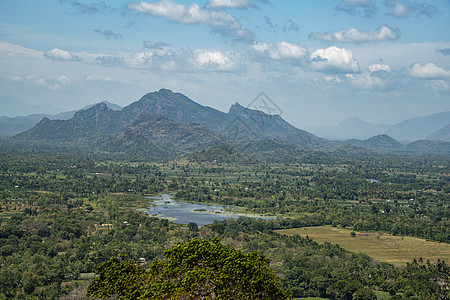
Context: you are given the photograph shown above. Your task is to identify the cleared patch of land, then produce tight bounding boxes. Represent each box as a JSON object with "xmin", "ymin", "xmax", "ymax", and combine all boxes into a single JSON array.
[{"xmin": 277, "ymin": 226, "xmax": 450, "ymax": 265}]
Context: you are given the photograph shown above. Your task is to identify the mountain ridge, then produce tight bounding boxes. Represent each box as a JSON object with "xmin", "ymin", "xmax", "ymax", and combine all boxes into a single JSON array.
[
  {"xmin": 308, "ymin": 111, "xmax": 450, "ymax": 142},
  {"xmin": 0, "ymin": 101, "xmax": 123, "ymax": 136},
  {"xmin": 9, "ymin": 89, "xmax": 449, "ymax": 156}
]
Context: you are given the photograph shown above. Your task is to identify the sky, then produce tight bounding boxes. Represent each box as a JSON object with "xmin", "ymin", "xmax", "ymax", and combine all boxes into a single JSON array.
[{"xmin": 0, "ymin": 0, "xmax": 449, "ymax": 128}]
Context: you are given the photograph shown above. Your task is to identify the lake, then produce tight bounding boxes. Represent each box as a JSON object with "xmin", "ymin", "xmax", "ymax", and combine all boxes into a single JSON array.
[{"xmin": 142, "ymin": 194, "xmax": 275, "ymax": 226}]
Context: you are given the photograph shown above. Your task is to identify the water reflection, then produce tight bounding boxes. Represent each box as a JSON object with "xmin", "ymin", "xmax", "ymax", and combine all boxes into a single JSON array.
[{"xmin": 142, "ymin": 194, "xmax": 275, "ymax": 226}]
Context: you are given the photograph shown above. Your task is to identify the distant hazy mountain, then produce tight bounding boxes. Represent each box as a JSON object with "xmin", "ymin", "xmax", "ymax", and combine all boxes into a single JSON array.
[
  {"xmin": 308, "ymin": 117, "xmax": 389, "ymax": 140},
  {"xmin": 15, "ymin": 117, "xmax": 107, "ymax": 145},
  {"xmin": 0, "ymin": 95, "xmax": 62, "ymax": 117},
  {"xmin": 333, "ymin": 133, "xmax": 450, "ymax": 154},
  {"xmin": 0, "ymin": 101, "xmax": 122, "ymax": 136},
  {"xmin": 81, "ymin": 101, "xmax": 122, "ymax": 112},
  {"xmin": 426, "ymin": 124, "xmax": 450, "ymax": 142},
  {"xmin": 340, "ymin": 134, "xmax": 403, "ymax": 152},
  {"xmin": 385, "ymin": 111, "xmax": 450, "ymax": 142},
  {"xmin": 309, "ymin": 111, "xmax": 450, "ymax": 142}
]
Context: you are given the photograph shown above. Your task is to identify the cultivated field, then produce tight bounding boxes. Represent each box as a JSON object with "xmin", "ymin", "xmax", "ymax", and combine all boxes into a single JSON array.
[{"xmin": 277, "ymin": 226, "xmax": 450, "ymax": 265}]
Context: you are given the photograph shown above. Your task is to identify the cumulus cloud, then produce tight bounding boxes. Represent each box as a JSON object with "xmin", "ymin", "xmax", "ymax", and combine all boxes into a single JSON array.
[
  {"xmin": 310, "ymin": 46, "xmax": 360, "ymax": 74},
  {"xmin": 348, "ymin": 64, "xmax": 394, "ymax": 91},
  {"xmin": 309, "ymin": 25, "xmax": 400, "ymax": 43},
  {"xmin": 125, "ymin": 52, "xmax": 155, "ymax": 68},
  {"xmin": 335, "ymin": 0, "xmax": 378, "ymax": 17},
  {"xmin": 207, "ymin": 0, "xmax": 250, "ymax": 8},
  {"xmin": 384, "ymin": 0, "xmax": 438, "ymax": 18},
  {"xmin": 39, "ymin": 42, "xmax": 237, "ymax": 73},
  {"xmin": 193, "ymin": 50, "xmax": 236, "ymax": 71},
  {"xmin": 44, "ymin": 48, "xmax": 82, "ymax": 61},
  {"xmin": 9, "ymin": 74, "xmax": 71, "ymax": 90},
  {"xmin": 409, "ymin": 63, "xmax": 450, "ymax": 79},
  {"xmin": 129, "ymin": 0, "xmax": 252, "ymax": 42},
  {"xmin": 368, "ymin": 63, "xmax": 391, "ymax": 72},
  {"xmin": 251, "ymin": 41, "xmax": 307, "ymax": 60},
  {"xmin": 385, "ymin": 0, "xmax": 411, "ymax": 17},
  {"xmin": 350, "ymin": 73, "xmax": 388, "ymax": 90},
  {"xmin": 94, "ymin": 29, "xmax": 123, "ymax": 40}
]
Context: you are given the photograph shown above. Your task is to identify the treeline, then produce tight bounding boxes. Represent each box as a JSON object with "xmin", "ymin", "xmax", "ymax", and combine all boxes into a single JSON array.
[
  {"xmin": 2, "ymin": 205, "xmax": 448, "ymax": 299},
  {"xmin": 0, "ymin": 149, "xmax": 449, "ymax": 298},
  {"xmin": 206, "ymin": 217, "xmax": 449, "ymax": 299},
  {"xmin": 0, "ymin": 204, "xmax": 175, "ymax": 298}
]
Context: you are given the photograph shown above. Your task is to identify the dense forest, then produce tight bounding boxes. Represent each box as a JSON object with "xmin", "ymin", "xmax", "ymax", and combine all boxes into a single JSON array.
[{"xmin": 0, "ymin": 146, "xmax": 449, "ymax": 299}]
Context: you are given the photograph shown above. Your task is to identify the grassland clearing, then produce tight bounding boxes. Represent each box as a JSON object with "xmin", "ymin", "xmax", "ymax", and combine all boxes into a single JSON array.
[{"xmin": 277, "ymin": 225, "xmax": 450, "ymax": 265}]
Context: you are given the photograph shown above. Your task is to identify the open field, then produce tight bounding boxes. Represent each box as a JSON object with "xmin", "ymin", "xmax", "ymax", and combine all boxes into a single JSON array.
[{"xmin": 277, "ymin": 226, "xmax": 450, "ymax": 265}]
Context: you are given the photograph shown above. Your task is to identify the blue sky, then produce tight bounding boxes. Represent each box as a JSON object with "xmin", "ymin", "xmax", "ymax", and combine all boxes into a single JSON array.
[{"xmin": 1, "ymin": 0, "xmax": 449, "ymax": 127}]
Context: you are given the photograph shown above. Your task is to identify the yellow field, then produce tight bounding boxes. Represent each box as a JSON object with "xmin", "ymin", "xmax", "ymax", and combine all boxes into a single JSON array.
[{"xmin": 277, "ymin": 226, "xmax": 450, "ymax": 265}]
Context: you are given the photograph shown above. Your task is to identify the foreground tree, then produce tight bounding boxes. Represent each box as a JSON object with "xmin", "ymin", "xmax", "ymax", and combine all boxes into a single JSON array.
[{"xmin": 87, "ymin": 238, "xmax": 292, "ymax": 299}]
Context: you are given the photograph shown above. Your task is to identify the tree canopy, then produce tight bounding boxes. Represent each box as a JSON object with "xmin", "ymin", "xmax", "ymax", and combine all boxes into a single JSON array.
[{"xmin": 87, "ymin": 238, "xmax": 292, "ymax": 299}]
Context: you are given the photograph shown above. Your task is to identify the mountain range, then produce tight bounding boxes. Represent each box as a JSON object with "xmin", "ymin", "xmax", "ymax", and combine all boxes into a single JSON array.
[
  {"xmin": 4, "ymin": 89, "xmax": 450, "ymax": 157},
  {"xmin": 0, "ymin": 101, "xmax": 122, "ymax": 136},
  {"xmin": 308, "ymin": 111, "xmax": 450, "ymax": 142},
  {"xmin": 0, "ymin": 95, "xmax": 62, "ymax": 117}
]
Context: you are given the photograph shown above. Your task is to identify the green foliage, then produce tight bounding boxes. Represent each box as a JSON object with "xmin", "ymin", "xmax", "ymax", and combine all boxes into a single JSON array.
[
  {"xmin": 1, "ymin": 149, "xmax": 449, "ymax": 298},
  {"xmin": 87, "ymin": 238, "xmax": 292, "ymax": 299},
  {"xmin": 86, "ymin": 255, "xmax": 144, "ymax": 299},
  {"xmin": 352, "ymin": 287, "xmax": 376, "ymax": 300}
]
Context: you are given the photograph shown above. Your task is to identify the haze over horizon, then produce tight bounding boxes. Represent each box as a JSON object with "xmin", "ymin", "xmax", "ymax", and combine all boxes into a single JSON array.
[{"xmin": 1, "ymin": 0, "xmax": 449, "ymax": 128}]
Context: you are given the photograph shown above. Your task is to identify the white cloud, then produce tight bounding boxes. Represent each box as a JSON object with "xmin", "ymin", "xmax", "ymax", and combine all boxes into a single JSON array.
[
  {"xmin": 369, "ymin": 63, "xmax": 391, "ymax": 72},
  {"xmin": 57, "ymin": 75, "xmax": 71, "ymax": 84},
  {"xmin": 390, "ymin": 1, "xmax": 410, "ymax": 17},
  {"xmin": 85, "ymin": 74, "xmax": 113, "ymax": 82},
  {"xmin": 409, "ymin": 63, "xmax": 450, "ymax": 79},
  {"xmin": 193, "ymin": 50, "xmax": 236, "ymax": 71},
  {"xmin": 129, "ymin": 0, "xmax": 252, "ymax": 41},
  {"xmin": 349, "ymin": 72, "xmax": 390, "ymax": 90},
  {"xmin": 36, "ymin": 42, "xmax": 239, "ymax": 73},
  {"xmin": 9, "ymin": 74, "xmax": 71, "ymax": 90},
  {"xmin": 0, "ymin": 42, "xmax": 43, "ymax": 57},
  {"xmin": 251, "ymin": 41, "xmax": 307, "ymax": 60},
  {"xmin": 310, "ymin": 46, "xmax": 360, "ymax": 74},
  {"xmin": 384, "ymin": 0, "xmax": 438, "ymax": 18},
  {"xmin": 323, "ymin": 75, "xmax": 342, "ymax": 83},
  {"xmin": 342, "ymin": 64, "xmax": 395, "ymax": 91},
  {"xmin": 44, "ymin": 48, "xmax": 81, "ymax": 61},
  {"xmin": 309, "ymin": 26, "xmax": 400, "ymax": 43},
  {"xmin": 207, "ymin": 0, "xmax": 250, "ymax": 8},
  {"xmin": 427, "ymin": 80, "xmax": 450, "ymax": 92},
  {"xmin": 124, "ymin": 52, "xmax": 154, "ymax": 68}
]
